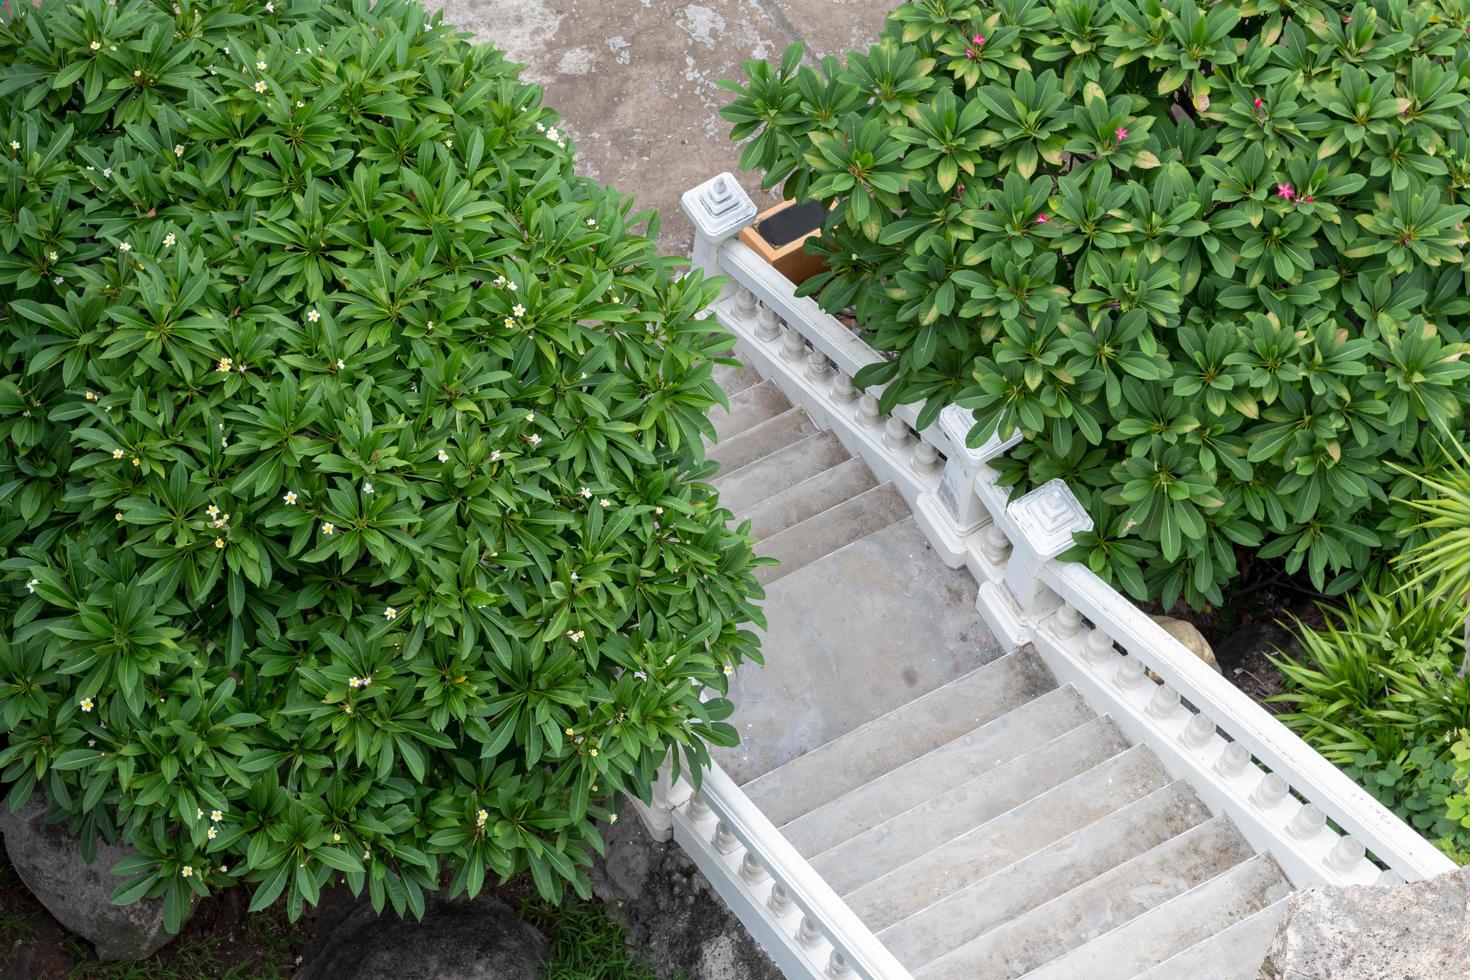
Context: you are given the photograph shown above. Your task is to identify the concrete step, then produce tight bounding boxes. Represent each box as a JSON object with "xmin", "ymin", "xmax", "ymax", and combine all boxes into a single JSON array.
[
  {"xmin": 754, "ymin": 483, "xmax": 910, "ymax": 585},
  {"xmin": 879, "ymin": 780, "xmax": 1211, "ymax": 969},
  {"xmin": 813, "ymin": 716, "xmax": 1131, "ymax": 897},
  {"xmin": 742, "ymin": 649, "xmax": 1056, "ymax": 826},
  {"xmin": 708, "ymin": 406, "xmax": 817, "ymax": 474},
  {"xmin": 845, "ymin": 744, "xmax": 1172, "ymax": 931},
  {"xmin": 712, "ymin": 353, "xmax": 763, "ymax": 399},
  {"xmin": 745, "ymin": 457, "xmax": 879, "ymax": 542},
  {"xmin": 1132, "ymin": 897, "xmax": 1290, "ymax": 980},
  {"xmin": 918, "ymin": 816, "xmax": 1257, "ymax": 979},
  {"xmin": 709, "ymin": 378, "xmax": 789, "ymax": 442},
  {"xmin": 781, "ymin": 686, "xmax": 1096, "ymax": 859},
  {"xmin": 714, "ymin": 430, "xmax": 851, "ymax": 516},
  {"xmin": 1012, "ymin": 854, "xmax": 1292, "ymax": 980}
]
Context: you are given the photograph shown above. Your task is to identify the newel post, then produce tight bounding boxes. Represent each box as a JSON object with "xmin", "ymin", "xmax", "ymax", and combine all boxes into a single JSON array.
[
  {"xmin": 682, "ymin": 173, "xmax": 757, "ymax": 279},
  {"xmin": 1003, "ymin": 479, "xmax": 1093, "ymax": 620},
  {"xmin": 935, "ymin": 405, "xmax": 1022, "ymax": 538}
]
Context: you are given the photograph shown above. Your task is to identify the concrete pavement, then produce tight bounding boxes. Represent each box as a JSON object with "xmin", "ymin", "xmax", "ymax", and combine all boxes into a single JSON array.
[{"xmin": 431, "ymin": 0, "xmax": 894, "ymax": 253}]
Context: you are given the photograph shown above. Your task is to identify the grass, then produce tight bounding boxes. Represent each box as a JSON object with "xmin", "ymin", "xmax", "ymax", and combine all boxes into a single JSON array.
[{"xmin": 523, "ymin": 899, "xmax": 686, "ymax": 980}]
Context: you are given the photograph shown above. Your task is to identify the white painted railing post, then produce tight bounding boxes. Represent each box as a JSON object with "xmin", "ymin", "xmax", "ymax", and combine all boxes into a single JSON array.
[
  {"xmin": 682, "ymin": 173, "xmax": 757, "ymax": 279},
  {"xmin": 1003, "ymin": 479, "xmax": 1093, "ymax": 619}
]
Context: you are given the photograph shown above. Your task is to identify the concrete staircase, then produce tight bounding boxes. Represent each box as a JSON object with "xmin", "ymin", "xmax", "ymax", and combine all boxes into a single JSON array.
[{"xmin": 708, "ymin": 353, "xmax": 1294, "ymax": 979}]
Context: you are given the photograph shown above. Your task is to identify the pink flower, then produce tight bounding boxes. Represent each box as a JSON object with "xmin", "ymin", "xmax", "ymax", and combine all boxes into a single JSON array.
[
  {"xmin": 965, "ymin": 47, "xmax": 977, "ymax": 60},
  {"xmin": 1115, "ymin": 127, "xmax": 1128, "ymax": 140},
  {"xmin": 1035, "ymin": 214, "xmax": 1050, "ymax": 224},
  {"xmin": 1275, "ymin": 182, "xmax": 1295, "ymax": 201},
  {"xmin": 1252, "ymin": 97, "xmax": 1264, "ymax": 109},
  {"xmin": 1301, "ymin": 195, "xmax": 1315, "ymax": 203},
  {"xmin": 973, "ymin": 34, "xmax": 985, "ymax": 44}
]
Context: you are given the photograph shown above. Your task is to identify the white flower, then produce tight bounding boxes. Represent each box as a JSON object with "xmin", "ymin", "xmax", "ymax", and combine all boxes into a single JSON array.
[
  {"xmin": 610, "ymin": 813, "xmax": 618, "ymax": 823},
  {"xmin": 296, "ymin": 100, "xmax": 304, "ymax": 108},
  {"xmin": 547, "ymin": 128, "xmax": 560, "ymax": 141},
  {"xmin": 197, "ymin": 808, "xmax": 204, "ymax": 819},
  {"xmin": 90, "ymin": 41, "xmax": 101, "ymax": 51},
  {"xmin": 579, "ymin": 487, "xmax": 592, "ymax": 499},
  {"xmin": 80, "ymin": 697, "xmax": 94, "ymax": 712},
  {"xmin": 163, "ymin": 233, "xmax": 176, "ymax": 247},
  {"xmin": 525, "ymin": 412, "xmax": 535, "ymax": 422},
  {"xmin": 600, "ymin": 499, "xmax": 610, "ymax": 508},
  {"xmin": 112, "ymin": 449, "xmax": 124, "ymax": 459},
  {"xmin": 348, "ymin": 676, "xmax": 361, "ymax": 689},
  {"xmin": 512, "ymin": 304, "xmax": 525, "ymax": 317},
  {"xmin": 210, "ymin": 810, "xmax": 223, "ymax": 822},
  {"xmin": 206, "ymin": 504, "xmax": 221, "ymax": 518},
  {"xmin": 444, "ymin": 139, "xmax": 453, "ymax": 148},
  {"xmin": 322, "ymin": 522, "xmax": 335, "ymax": 535},
  {"xmin": 181, "ymin": 865, "xmax": 194, "ymax": 878},
  {"xmin": 216, "ymin": 357, "xmax": 232, "ymax": 373},
  {"xmin": 535, "ymin": 123, "xmax": 545, "ymax": 132},
  {"xmin": 265, "ymin": 0, "xmax": 274, "ymax": 9},
  {"xmin": 173, "ymin": 144, "xmax": 184, "ymax": 157},
  {"xmin": 436, "ymin": 448, "xmax": 449, "ymax": 462},
  {"xmin": 26, "ymin": 578, "xmax": 39, "ymax": 593},
  {"xmin": 102, "ymin": 167, "xmax": 112, "ymax": 178},
  {"xmin": 8, "ymin": 141, "xmax": 18, "ymax": 151},
  {"xmin": 586, "ymin": 218, "xmax": 597, "ymax": 227},
  {"xmin": 503, "ymin": 318, "xmax": 516, "ymax": 329},
  {"xmin": 118, "ymin": 241, "xmax": 131, "ymax": 252},
  {"xmin": 256, "ymin": 60, "xmax": 267, "ymax": 70},
  {"xmin": 476, "ymin": 809, "xmax": 488, "ymax": 826},
  {"xmin": 506, "ymin": 281, "xmax": 517, "ymax": 292},
  {"xmin": 492, "ymin": 275, "xmax": 507, "ymax": 287},
  {"xmin": 283, "ymin": 491, "xmax": 298, "ymax": 505},
  {"xmin": 53, "ymin": 276, "xmax": 63, "ymax": 285},
  {"xmin": 723, "ymin": 664, "xmax": 734, "ymax": 676},
  {"xmin": 489, "ymin": 449, "xmax": 502, "ymax": 462},
  {"xmin": 527, "ymin": 434, "xmax": 541, "ymax": 446},
  {"xmin": 362, "ymin": 481, "xmax": 374, "ymax": 495},
  {"xmin": 306, "ymin": 308, "xmax": 320, "ymax": 322},
  {"xmin": 383, "ymin": 606, "xmax": 396, "ymax": 620},
  {"xmin": 133, "ymin": 69, "xmax": 141, "ymax": 78},
  {"xmin": 336, "ymin": 358, "xmax": 345, "ymax": 371},
  {"xmin": 253, "ymin": 80, "xmax": 267, "ymax": 94},
  {"xmin": 332, "ymin": 832, "xmax": 341, "ymax": 842},
  {"xmin": 207, "ymin": 826, "xmax": 218, "ymax": 840}
]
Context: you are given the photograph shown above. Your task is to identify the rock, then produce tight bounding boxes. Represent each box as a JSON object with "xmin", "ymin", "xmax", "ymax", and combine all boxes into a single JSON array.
[
  {"xmin": 0, "ymin": 794, "xmax": 185, "ymax": 962},
  {"xmin": 1258, "ymin": 867, "xmax": 1470, "ymax": 979},
  {"xmin": 1151, "ymin": 615, "xmax": 1219, "ymax": 672},
  {"xmin": 297, "ymin": 892, "xmax": 548, "ymax": 980},
  {"xmin": 589, "ymin": 804, "xmax": 783, "ymax": 980}
]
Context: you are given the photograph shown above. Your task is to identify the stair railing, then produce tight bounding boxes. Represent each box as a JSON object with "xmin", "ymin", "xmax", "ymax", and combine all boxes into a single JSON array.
[
  {"xmin": 631, "ymin": 757, "xmax": 913, "ymax": 979},
  {"xmin": 672, "ymin": 173, "xmax": 1456, "ymax": 904}
]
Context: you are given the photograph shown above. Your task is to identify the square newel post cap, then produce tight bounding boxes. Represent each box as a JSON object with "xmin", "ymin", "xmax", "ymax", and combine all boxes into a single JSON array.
[
  {"xmin": 1008, "ymin": 479, "xmax": 1094, "ymax": 561},
  {"xmin": 938, "ymin": 405, "xmax": 1023, "ymax": 466},
  {"xmin": 682, "ymin": 173, "xmax": 757, "ymax": 243}
]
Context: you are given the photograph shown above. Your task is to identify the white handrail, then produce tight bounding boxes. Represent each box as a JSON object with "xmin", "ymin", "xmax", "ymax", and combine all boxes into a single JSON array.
[{"xmin": 683, "ymin": 762, "xmax": 913, "ymax": 979}]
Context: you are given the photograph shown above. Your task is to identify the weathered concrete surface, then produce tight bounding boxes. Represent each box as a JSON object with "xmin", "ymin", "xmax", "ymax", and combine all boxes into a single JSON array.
[
  {"xmin": 1258, "ymin": 867, "xmax": 1470, "ymax": 980},
  {"xmin": 429, "ymin": 0, "xmax": 896, "ymax": 254},
  {"xmin": 719, "ymin": 516, "xmax": 1003, "ymax": 784},
  {"xmin": 593, "ymin": 805, "xmax": 783, "ymax": 980}
]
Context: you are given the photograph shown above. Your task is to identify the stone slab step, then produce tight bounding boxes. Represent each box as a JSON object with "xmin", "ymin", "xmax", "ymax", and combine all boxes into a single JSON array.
[
  {"xmin": 919, "ymin": 816, "xmax": 1257, "ymax": 979},
  {"xmin": 879, "ymin": 780, "xmax": 1211, "ymax": 969},
  {"xmin": 1130, "ymin": 897, "xmax": 1289, "ymax": 980},
  {"xmin": 709, "ymin": 379, "xmax": 789, "ymax": 442},
  {"xmin": 1013, "ymin": 854, "xmax": 1293, "ymax": 980},
  {"xmin": 708, "ymin": 407, "xmax": 817, "ymax": 474},
  {"xmin": 754, "ymin": 483, "xmax": 910, "ymax": 586},
  {"xmin": 742, "ymin": 649, "xmax": 1056, "ymax": 827},
  {"xmin": 713, "ymin": 430, "xmax": 851, "ymax": 517},
  {"xmin": 845, "ymin": 744, "xmax": 1172, "ymax": 931},
  {"xmin": 744, "ymin": 457, "xmax": 879, "ymax": 543},
  {"xmin": 782, "ymin": 686, "xmax": 1096, "ymax": 859},
  {"xmin": 813, "ymin": 717, "xmax": 1131, "ymax": 898},
  {"xmin": 712, "ymin": 354, "xmax": 763, "ymax": 399}
]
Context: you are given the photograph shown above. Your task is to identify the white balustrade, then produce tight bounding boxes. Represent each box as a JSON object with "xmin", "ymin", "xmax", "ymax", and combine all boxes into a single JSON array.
[{"xmin": 654, "ymin": 172, "xmax": 1456, "ymax": 980}]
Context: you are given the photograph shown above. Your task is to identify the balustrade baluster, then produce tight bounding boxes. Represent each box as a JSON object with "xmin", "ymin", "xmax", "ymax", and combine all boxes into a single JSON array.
[
  {"xmin": 687, "ymin": 792, "xmax": 711, "ymax": 821},
  {"xmin": 882, "ymin": 416, "xmax": 912, "ymax": 453},
  {"xmin": 825, "ymin": 951, "xmax": 855, "ymax": 978},
  {"xmin": 1082, "ymin": 627, "xmax": 1114, "ymax": 665},
  {"xmin": 1147, "ymin": 684, "xmax": 1181, "ymax": 719},
  {"xmin": 734, "ymin": 287, "xmax": 757, "ymax": 321},
  {"xmin": 912, "ymin": 440, "xmax": 941, "ymax": 474},
  {"xmin": 1114, "ymin": 656, "xmax": 1147, "ymax": 691},
  {"xmin": 754, "ymin": 303, "xmax": 780, "ymax": 342},
  {"xmin": 766, "ymin": 882, "xmax": 794, "ymax": 916},
  {"xmin": 796, "ymin": 915, "xmax": 825, "ymax": 950},
  {"xmin": 1289, "ymin": 804, "xmax": 1326, "ymax": 840},
  {"xmin": 856, "ymin": 394, "xmax": 882, "ymax": 429},
  {"xmin": 1181, "ymin": 712, "xmax": 1217, "ymax": 749},
  {"xmin": 980, "ymin": 522, "xmax": 1011, "ymax": 564},
  {"xmin": 805, "ymin": 350, "xmax": 832, "ymax": 384},
  {"xmin": 1214, "ymin": 742, "xmax": 1251, "ymax": 777},
  {"xmin": 779, "ymin": 326, "xmax": 807, "ymax": 362},
  {"xmin": 831, "ymin": 373, "xmax": 857, "ymax": 404},
  {"xmin": 738, "ymin": 852, "xmax": 769, "ymax": 887},
  {"xmin": 1053, "ymin": 603, "xmax": 1083, "ymax": 639},
  {"xmin": 1250, "ymin": 773, "xmax": 1289, "ymax": 808},
  {"xmin": 712, "ymin": 821, "xmax": 740, "ymax": 855},
  {"xmin": 1327, "ymin": 836, "xmax": 1366, "ymax": 872}
]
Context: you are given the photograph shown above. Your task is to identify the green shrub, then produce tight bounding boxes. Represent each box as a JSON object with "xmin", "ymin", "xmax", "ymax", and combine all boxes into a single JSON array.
[
  {"xmin": 1273, "ymin": 581, "xmax": 1470, "ymax": 859},
  {"xmin": 721, "ymin": 0, "xmax": 1470, "ymax": 608},
  {"xmin": 0, "ymin": 0, "xmax": 764, "ymax": 932}
]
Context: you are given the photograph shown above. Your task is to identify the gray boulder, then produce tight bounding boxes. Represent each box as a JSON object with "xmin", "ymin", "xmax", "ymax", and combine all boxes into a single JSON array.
[
  {"xmin": 0, "ymin": 794, "xmax": 182, "ymax": 961},
  {"xmin": 1150, "ymin": 614, "xmax": 1220, "ymax": 672},
  {"xmin": 1258, "ymin": 866, "xmax": 1470, "ymax": 979},
  {"xmin": 299, "ymin": 893, "xmax": 548, "ymax": 980}
]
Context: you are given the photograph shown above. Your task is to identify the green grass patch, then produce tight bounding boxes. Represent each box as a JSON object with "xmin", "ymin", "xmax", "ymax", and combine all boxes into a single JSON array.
[{"xmin": 523, "ymin": 900, "xmax": 685, "ymax": 980}]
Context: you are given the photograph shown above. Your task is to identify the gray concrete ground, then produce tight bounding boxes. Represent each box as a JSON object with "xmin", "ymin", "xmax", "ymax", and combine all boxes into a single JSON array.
[
  {"xmin": 431, "ymin": 0, "xmax": 894, "ymax": 253},
  {"xmin": 720, "ymin": 518, "xmax": 1004, "ymax": 784}
]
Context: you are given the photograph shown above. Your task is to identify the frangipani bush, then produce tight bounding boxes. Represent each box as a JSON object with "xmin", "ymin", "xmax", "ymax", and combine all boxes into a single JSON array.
[
  {"xmin": 722, "ymin": 0, "xmax": 1470, "ymax": 608},
  {"xmin": 0, "ymin": 0, "xmax": 764, "ymax": 932}
]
